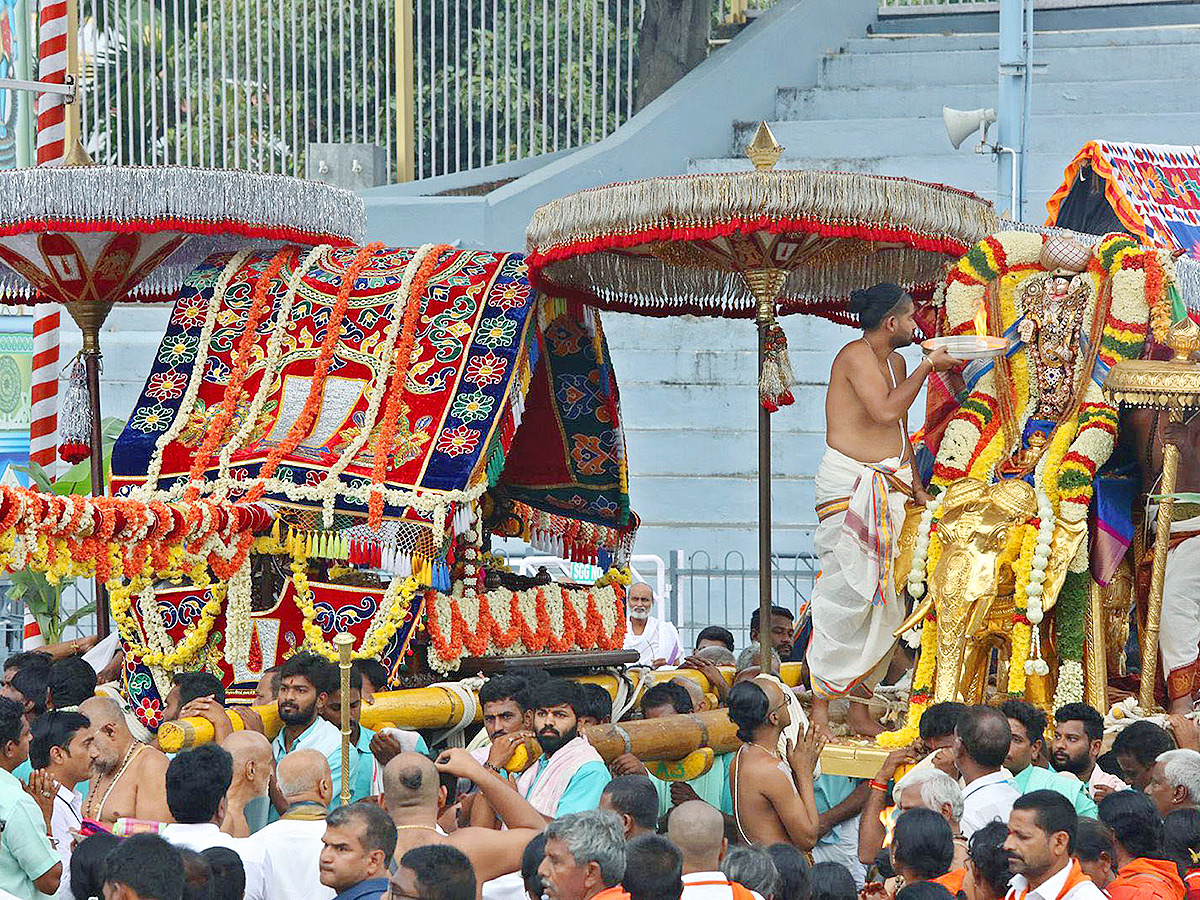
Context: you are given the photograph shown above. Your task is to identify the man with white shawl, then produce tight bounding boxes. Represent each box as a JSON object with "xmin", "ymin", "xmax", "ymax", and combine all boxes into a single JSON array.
[
  {"xmin": 623, "ymin": 582, "xmax": 682, "ymax": 667},
  {"xmin": 515, "ymin": 678, "xmax": 610, "ymax": 820},
  {"xmin": 807, "ymin": 283, "xmax": 958, "ymax": 738}
]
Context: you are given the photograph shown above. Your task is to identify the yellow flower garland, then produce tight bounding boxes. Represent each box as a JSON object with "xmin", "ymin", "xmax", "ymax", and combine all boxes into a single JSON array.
[
  {"xmin": 1007, "ymin": 524, "xmax": 1038, "ymax": 695},
  {"xmin": 109, "ymin": 570, "xmax": 229, "ymax": 669},
  {"xmin": 290, "ymin": 551, "xmax": 420, "ymax": 661}
]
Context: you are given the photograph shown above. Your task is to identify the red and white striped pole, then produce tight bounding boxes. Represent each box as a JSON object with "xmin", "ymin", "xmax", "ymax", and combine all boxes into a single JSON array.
[
  {"xmin": 30, "ymin": 0, "xmax": 71, "ymax": 479},
  {"xmin": 36, "ymin": 0, "xmax": 69, "ymax": 166}
]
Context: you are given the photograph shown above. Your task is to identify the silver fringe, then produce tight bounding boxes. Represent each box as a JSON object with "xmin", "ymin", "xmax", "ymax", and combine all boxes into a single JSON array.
[
  {"xmin": 0, "ymin": 166, "xmax": 364, "ymax": 241},
  {"xmin": 0, "ymin": 166, "xmax": 365, "ymax": 301},
  {"xmin": 527, "ymin": 170, "xmax": 1000, "ymax": 314}
]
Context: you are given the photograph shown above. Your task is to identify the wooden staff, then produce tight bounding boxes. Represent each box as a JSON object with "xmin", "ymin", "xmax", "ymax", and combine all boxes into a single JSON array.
[{"xmin": 335, "ymin": 633, "xmax": 354, "ymax": 807}]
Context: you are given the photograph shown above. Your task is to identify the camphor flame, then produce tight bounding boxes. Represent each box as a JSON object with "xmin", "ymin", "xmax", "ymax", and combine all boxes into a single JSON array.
[
  {"xmin": 881, "ymin": 805, "xmax": 899, "ymax": 848},
  {"xmin": 974, "ymin": 304, "xmax": 988, "ymax": 337}
]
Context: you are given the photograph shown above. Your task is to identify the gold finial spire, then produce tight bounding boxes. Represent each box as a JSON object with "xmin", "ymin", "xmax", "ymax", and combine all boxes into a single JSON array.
[{"xmin": 746, "ymin": 122, "xmax": 783, "ymax": 171}]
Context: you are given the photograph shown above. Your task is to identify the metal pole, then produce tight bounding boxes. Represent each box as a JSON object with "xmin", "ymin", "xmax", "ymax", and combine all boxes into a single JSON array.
[
  {"xmin": 1142, "ymin": 407, "xmax": 1182, "ymax": 710},
  {"xmin": 335, "ymin": 632, "xmax": 354, "ymax": 807},
  {"xmin": 394, "ymin": 0, "xmax": 414, "ymax": 180},
  {"xmin": 82, "ymin": 322, "xmax": 108, "ymax": 638},
  {"xmin": 997, "ymin": 0, "xmax": 1023, "ymax": 218},
  {"xmin": 1019, "ymin": 0, "xmax": 1034, "ymax": 222},
  {"xmin": 757, "ymin": 316, "xmax": 772, "ymax": 673}
]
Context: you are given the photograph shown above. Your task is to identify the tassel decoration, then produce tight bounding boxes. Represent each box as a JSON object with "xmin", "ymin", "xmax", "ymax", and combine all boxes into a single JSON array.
[
  {"xmin": 59, "ymin": 355, "xmax": 92, "ymax": 464},
  {"xmin": 759, "ymin": 324, "xmax": 795, "ymax": 414}
]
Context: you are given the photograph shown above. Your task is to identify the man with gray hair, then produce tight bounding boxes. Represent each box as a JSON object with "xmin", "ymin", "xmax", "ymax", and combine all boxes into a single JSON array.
[
  {"xmin": 538, "ymin": 810, "xmax": 628, "ymax": 900},
  {"xmin": 1147, "ymin": 748, "xmax": 1200, "ymax": 816},
  {"xmin": 858, "ymin": 757, "xmax": 968, "ymax": 871},
  {"xmin": 623, "ymin": 583, "xmax": 681, "ymax": 667},
  {"xmin": 719, "ymin": 847, "xmax": 779, "ymax": 900},
  {"xmin": 249, "ymin": 749, "xmax": 335, "ymax": 900}
]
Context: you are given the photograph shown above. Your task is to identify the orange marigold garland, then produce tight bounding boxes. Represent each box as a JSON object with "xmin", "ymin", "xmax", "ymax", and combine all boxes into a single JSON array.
[
  {"xmin": 424, "ymin": 583, "xmax": 626, "ymax": 673},
  {"xmin": 369, "ymin": 244, "xmax": 452, "ymax": 528},
  {"xmin": 185, "ymin": 247, "xmax": 294, "ymax": 500},
  {"xmin": 248, "ymin": 243, "xmax": 384, "ymax": 502}
]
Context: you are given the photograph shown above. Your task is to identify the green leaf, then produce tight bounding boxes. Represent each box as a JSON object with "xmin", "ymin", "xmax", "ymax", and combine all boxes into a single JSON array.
[{"xmin": 61, "ymin": 602, "xmax": 97, "ymax": 628}]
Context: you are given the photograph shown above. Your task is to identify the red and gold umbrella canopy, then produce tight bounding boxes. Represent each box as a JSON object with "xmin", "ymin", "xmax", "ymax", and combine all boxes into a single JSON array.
[{"xmin": 524, "ymin": 142, "xmax": 999, "ymax": 667}]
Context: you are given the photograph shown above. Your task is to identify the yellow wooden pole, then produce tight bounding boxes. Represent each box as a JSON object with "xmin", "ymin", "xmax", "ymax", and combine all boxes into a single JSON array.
[{"xmin": 394, "ymin": 0, "xmax": 414, "ymax": 182}]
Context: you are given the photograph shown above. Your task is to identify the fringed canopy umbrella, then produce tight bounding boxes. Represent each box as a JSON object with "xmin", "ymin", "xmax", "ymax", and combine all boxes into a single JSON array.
[
  {"xmin": 0, "ymin": 159, "xmax": 364, "ymax": 634},
  {"xmin": 525, "ymin": 126, "xmax": 1000, "ymax": 668}
]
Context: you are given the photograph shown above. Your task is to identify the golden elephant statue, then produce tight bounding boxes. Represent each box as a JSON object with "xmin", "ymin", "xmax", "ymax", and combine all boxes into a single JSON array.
[{"xmin": 895, "ymin": 477, "xmax": 1087, "ymax": 704}]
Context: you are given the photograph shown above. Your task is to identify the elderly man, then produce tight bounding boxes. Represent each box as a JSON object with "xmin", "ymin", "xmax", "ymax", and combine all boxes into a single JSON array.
[
  {"xmin": 623, "ymin": 583, "xmax": 681, "ymax": 667},
  {"xmin": 220, "ymin": 731, "xmax": 274, "ymax": 837},
  {"xmin": 1147, "ymin": 748, "xmax": 1200, "ymax": 816},
  {"xmin": 955, "ymin": 705, "xmax": 1020, "ymax": 838},
  {"xmin": 668, "ymin": 800, "xmax": 764, "ymax": 900},
  {"xmin": 858, "ymin": 760, "xmax": 966, "ymax": 872},
  {"xmin": 249, "ymin": 749, "xmax": 335, "ymax": 900},
  {"xmin": 538, "ymin": 810, "xmax": 629, "ymax": 900}
]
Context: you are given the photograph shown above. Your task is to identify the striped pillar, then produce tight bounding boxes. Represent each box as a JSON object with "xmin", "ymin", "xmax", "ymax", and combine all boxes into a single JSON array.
[
  {"xmin": 30, "ymin": 309, "xmax": 59, "ymax": 474},
  {"xmin": 35, "ymin": 0, "xmax": 68, "ymax": 166},
  {"xmin": 32, "ymin": 0, "xmax": 70, "ymax": 477}
]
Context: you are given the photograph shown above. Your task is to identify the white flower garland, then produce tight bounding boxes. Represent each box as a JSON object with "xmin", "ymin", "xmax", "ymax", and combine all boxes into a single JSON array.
[
  {"xmin": 906, "ymin": 498, "xmax": 940, "ymax": 599},
  {"xmin": 1024, "ymin": 487, "xmax": 1054, "ymax": 677},
  {"xmin": 224, "ymin": 556, "xmax": 253, "ymax": 672},
  {"xmin": 1053, "ymin": 659, "xmax": 1085, "ymax": 708},
  {"xmin": 317, "ymin": 243, "xmax": 438, "ymax": 526},
  {"xmin": 216, "ymin": 244, "xmax": 331, "ymax": 485},
  {"xmin": 134, "ymin": 248, "xmax": 256, "ymax": 499}
]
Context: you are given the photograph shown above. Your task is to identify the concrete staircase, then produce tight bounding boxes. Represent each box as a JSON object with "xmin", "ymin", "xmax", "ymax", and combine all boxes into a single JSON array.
[{"xmin": 690, "ymin": 23, "xmax": 1200, "ymax": 216}]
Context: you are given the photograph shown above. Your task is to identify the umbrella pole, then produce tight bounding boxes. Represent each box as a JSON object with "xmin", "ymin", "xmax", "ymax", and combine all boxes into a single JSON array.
[
  {"xmin": 745, "ymin": 267, "xmax": 786, "ymax": 674},
  {"xmin": 67, "ymin": 301, "xmax": 115, "ymax": 639},
  {"xmin": 758, "ymin": 316, "xmax": 773, "ymax": 673},
  {"xmin": 83, "ymin": 331, "xmax": 109, "ymax": 638}
]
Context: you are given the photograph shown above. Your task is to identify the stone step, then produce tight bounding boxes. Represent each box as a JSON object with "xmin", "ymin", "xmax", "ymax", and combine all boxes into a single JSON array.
[
  {"xmin": 846, "ymin": 24, "xmax": 1200, "ymax": 54},
  {"xmin": 630, "ymin": 473, "xmax": 817, "ymax": 528},
  {"xmin": 620, "ymin": 381, "xmax": 828, "ymax": 430},
  {"xmin": 614, "ymin": 346, "xmax": 841, "ymax": 387},
  {"xmin": 817, "ymin": 43, "xmax": 1200, "ymax": 87},
  {"xmin": 733, "ymin": 112, "xmax": 1198, "ymax": 159},
  {"xmin": 776, "ymin": 78, "xmax": 1196, "ymax": 121},
  {"xmin": 626, "ymin": 428, "xmax": 827, "ymax": 478}
]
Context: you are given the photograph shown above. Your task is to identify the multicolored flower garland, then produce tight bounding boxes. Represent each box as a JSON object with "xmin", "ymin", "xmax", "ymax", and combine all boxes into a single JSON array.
[
  {"xmin": 887, "ymin": 231, "xmax": 1171, "ymax": 730},
  {"xmin": 424, "ymin": 582, "xmax": 628, "ymax": 674}
]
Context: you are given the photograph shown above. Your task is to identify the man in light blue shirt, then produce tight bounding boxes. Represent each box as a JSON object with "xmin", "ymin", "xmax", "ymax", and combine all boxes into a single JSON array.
[
  {"xmin": 509, "ymin": 679, "xmax": 610, "ymax": 818},
  {"xmin": 271, "ymin": 652, "xmax": 343, "ymax": 818},
  {"xmin": 0, "ymin": 697, "xmax": 61, "ymax": 900},
  {"xmin": 1002, "ymin": 699, "xmax": 1098, "ymax": 819},
  {"xmin": 321, "ymin": 665, "xmax": 427, "ymax": 803}
]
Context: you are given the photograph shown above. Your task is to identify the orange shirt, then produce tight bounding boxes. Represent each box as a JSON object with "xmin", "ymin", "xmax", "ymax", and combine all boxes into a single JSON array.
[
  {"xmin": 1107, "ymin": 858, "xmax": 1185, "ymax": 900},
  {"xmin": 934, "ymin": 870, "xmax": 967, "ymax": 895}
]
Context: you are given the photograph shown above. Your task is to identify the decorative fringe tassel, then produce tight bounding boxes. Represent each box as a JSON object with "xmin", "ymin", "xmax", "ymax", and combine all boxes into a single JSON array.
[
  {"xmin": 759, "ymin": 324, "xmax": 795, "ymax": 414},
  {"xmin": 58, "ymin": 355, "xmax": 92, "ymax": 464}
]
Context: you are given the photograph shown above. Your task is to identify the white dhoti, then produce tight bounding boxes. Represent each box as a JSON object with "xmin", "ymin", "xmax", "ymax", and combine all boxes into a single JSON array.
[
  {"xmin": 807, "ymin": 446, "xmax": 911, "ymax": 697},
  {"xmin": 1157, "ymin": 512, "xmax": 1200, "ymax": 701}
]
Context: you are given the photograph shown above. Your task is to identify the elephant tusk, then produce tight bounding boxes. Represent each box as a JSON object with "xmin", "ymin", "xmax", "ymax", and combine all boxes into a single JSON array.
[{"xmin": 893, "ymin": 595, "xmax": 934, "ymax": 638}]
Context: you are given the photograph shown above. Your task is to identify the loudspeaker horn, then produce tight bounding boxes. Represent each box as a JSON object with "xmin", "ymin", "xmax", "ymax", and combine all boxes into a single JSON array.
[{"xmin": 943, "ymin": 106, "xmax": 997, "ymax": 150}]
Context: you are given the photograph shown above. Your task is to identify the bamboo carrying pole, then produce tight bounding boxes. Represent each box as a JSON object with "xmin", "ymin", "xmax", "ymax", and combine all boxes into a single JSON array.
[
  {"xmin": 336, "ymin": 633, "xmax": 354, "ymax": 807},
  {"xmin": 155, "ymin": 664, "xmax": 809, "ymax": 753}
]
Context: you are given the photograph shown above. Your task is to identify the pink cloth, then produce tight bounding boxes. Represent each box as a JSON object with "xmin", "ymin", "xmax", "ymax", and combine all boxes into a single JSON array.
[{"xmin": 516, "ymin": 735, "xmax": 604, "ymax": 817}]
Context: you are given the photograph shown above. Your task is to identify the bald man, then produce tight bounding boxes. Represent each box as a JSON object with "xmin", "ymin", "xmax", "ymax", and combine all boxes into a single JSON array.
[
  {"xmin": 79, "ymin": 696, "xmax": 171, "ymax": 825},
  {"xmin": 669, "ymin": 800, "xmax": 765, "ymax": 900},
  {"xmin": 221, "ymin": 731, "xmax": 274, "ymax": 837},
  {"xmin": 249, "ymin": 749, "xmax": 335, "ymax": 900},
  {"xmin": 384, "ymin": 749, "xmax": 544, "ymax": 893}
]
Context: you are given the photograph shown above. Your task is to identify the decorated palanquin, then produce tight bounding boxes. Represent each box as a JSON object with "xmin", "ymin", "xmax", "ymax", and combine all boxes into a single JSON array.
[
  {"xmin": 880, "ymin": 230, "xmax": 1179, "ymax": 746},
  {"xmin": 108, "ymin": 244, "xmax": 635, "ymax": 729}
]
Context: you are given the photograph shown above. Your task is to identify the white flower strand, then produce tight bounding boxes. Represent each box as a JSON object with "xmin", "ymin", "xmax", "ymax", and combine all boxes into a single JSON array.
[
  {"xmin": 134, "ymin": 248, "xmax": 255, "ymax": 499},
  {"xmin": 906, "ymin": 497, "xmax": 941, "ymax": 600},
  {"xmin": 217, "ymin": 244, "xmax": 331, "ymax": 485},
  {"xmin": 1024, "ymin": 487, "xmax": 1055, "ymax": 677},
  {"xmin": 224, "ymin": 556, "xmax": 254, "ymax": 672}
]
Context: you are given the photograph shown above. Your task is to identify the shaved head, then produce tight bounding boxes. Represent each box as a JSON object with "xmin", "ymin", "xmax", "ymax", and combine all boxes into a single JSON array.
[
  {"xmin": 671, "ymin": 676, "xmax": 706, "ymax": 712},
  {"xmin": 277, "ymin": 749, "xmax": 332, "ymax": 799},
  {"xmin": 222, "ymin": 730, "xmax": 272, "ymax": 767},
  {"xmin": 668, "ymin": 801, "xmax": 726, "ymax": 869},
  {"xmin": 382, "ymin": 752, "xmax": 440, "ymax": 812},
  {"xmin": 79, "ymin": 696, "xmax": 124, "ymax": 729}
]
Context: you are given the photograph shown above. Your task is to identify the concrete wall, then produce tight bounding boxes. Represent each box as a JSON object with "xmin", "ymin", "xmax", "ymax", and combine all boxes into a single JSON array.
[{"xmin": 360, "ymin": 0, "xmax": 879, "ymax": 251}]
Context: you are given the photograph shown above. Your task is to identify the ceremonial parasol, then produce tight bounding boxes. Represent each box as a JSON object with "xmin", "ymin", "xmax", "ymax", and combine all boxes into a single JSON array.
[
  {"xmin": 0, "ymin": 161, "xmax": 364, "ymax": 634},
  {"xmin": 1103, "ymin": 309, "xmax": 1200, "ymax": 709},
  {"xmin": 526, "ymin": 126, "xmax": 999, "ymax": 669}
]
